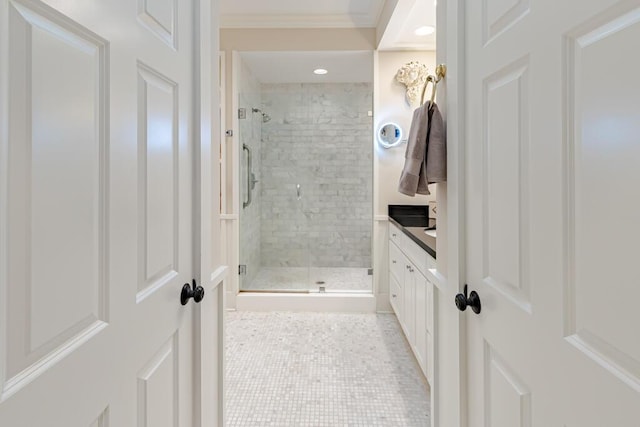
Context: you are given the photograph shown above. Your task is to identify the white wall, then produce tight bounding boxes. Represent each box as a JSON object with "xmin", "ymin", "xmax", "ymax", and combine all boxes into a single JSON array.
[
  {"xmin": 221, "ymin": 28, "xmax": 376, "ymax": 52},
  {"xmin": 373, "ymin": 50, "xmax": 436, "ymax": 312},
  {"xmin": 375, "ymin": 50, "xmax": 437, "ymax": 213}
]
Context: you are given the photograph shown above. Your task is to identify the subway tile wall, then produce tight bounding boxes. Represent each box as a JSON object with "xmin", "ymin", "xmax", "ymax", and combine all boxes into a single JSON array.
[{"xmin": 260, "ymin": 83, "xmax": 373, "ymax": 268}]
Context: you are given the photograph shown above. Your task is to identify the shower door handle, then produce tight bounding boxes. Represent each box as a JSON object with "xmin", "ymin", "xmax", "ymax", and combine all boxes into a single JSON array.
[
  {"xmin": 296, "ymin": 184, "xmax": 301, "ymax": 200},
  {"xmin": 243, "ymin": 144, "xmax": 253, "ymax": 209},
  {"xmin": 250, "ymin": 173, "xmax": 259, "ymax": 189}
]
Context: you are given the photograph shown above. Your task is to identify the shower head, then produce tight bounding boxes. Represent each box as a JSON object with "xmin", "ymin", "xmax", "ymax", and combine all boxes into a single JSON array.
[{"xmin": 252, "ymin": 108, "xmax": 271, "ymax": 123}]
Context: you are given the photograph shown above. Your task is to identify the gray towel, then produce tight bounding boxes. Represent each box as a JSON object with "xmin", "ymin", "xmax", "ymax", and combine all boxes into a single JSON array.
[
  {"xmin": 426, "ymin": 103, "xmax": 446, "ymax": 184},
  {"xmin": 398, "ymin": 102, "xmax": 446, "ymax": 196}
]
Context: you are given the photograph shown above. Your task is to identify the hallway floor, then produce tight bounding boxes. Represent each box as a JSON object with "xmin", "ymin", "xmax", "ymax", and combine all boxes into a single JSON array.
[{"xmin": 225, "ymin": 311, "xmax": 430, "ymax": 426}]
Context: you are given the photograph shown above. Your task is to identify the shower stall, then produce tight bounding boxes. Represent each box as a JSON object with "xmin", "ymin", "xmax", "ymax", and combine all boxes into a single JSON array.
[{"xmin": 237, "ymin": 52, "xmax": 373, "ymax": 293}]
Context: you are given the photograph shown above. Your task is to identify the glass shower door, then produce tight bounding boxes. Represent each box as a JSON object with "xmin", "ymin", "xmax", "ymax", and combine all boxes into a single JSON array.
[
  {"xmin": 237, "ymin": 52, "xmax": 374, "ymax": 294},
  {"xmin": 257, "ymin": 105, "xmax": 311, "ymax": 292},
  {"xmin": 238, "ymin": 105, "xmax": 262, "ymax": 291},
  {"xmin": 289, "ymin": 179, "xmax": 312, "ymax": 292},
  {"xmin": 238, "ymin": 95, "xmax": 312, "ymax": 292}
]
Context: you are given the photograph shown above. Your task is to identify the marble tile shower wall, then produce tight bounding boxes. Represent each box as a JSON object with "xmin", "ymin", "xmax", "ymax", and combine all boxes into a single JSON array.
[
  {"xmin": 238, "ymin": 60, "xmax": 262, "ymax": 288},
  {"xmin": 260, "ymin": 83, "xmax": 373, "ymax": 268}
]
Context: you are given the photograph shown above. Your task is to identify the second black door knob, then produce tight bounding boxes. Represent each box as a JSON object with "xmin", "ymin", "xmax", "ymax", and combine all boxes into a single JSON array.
[
  {"xmin": 455, "ymin": 284, "xmax": 481, "ymax": 314},
  {"xmin": 181, "ymin": 279, "xmax": 205, "ymax": 305}
]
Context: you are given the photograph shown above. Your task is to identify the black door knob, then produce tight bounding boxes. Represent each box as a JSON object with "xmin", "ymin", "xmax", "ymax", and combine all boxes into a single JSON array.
[
  {"xmin": 455, "ymin": 284, "xmax": 481, "ymax": 314},
  {"xmin": 181, "ymin": 279, "xmax": 205, "ymax": 305}
]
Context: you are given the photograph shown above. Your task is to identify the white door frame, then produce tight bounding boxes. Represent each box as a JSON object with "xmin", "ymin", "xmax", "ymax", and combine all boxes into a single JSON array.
[
  {"xmin": 214, "ymin": 2, "xmax": 471, "ymax": 422},
  {"xmin": 194, "ymin": 0, "xmax": 228, "ymax": 425},
  {"xmin": 433, "ymin": 0, "xmax": 468, "ymax": 426}
]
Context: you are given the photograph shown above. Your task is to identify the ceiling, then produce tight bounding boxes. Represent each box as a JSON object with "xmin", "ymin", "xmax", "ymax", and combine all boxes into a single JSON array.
[
  {"xmin": 378, "ymin": 0, "xmax": 437, "ymax": 50},
  {"xmin": 220, "ymin": 0, "xmax": 437, "ymax": 51},
  {"xmin": 225, "ymin": 0, "xmax": 436, "ymax": 83},
  {"xmin": 240, "ymin": 51, "xmax": 374, "ymax": 84}
]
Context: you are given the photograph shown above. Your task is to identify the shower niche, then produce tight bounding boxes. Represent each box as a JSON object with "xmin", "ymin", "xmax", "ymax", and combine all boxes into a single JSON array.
[{"xmin": 237, "ymin": 51, "xmax": 374, "ymax": 293}]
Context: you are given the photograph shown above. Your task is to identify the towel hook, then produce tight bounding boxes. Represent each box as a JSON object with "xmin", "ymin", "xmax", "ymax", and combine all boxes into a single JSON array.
[
  {"xmin": 420, "ymin": 76, "xmax": 436, "ymax": 106},
  {"xmin": 420, "ymin": 64, "xmax": 447, "ymax": 106}
]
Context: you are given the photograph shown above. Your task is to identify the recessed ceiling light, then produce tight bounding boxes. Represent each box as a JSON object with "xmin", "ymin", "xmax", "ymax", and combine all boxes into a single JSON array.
[
  {"xmin": 414, "ymin": 26, "xmax": 435, "ymax": 36},
  {"xmin": 313, "ymin": 68, "xmax": 328, "ymax": 75}
]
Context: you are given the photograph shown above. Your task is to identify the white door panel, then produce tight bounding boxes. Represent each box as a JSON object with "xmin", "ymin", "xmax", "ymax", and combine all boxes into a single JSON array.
[
  {"xmin": 565, "ymin": 7, "xmax": 640, "ymax": 391},
  {"xmin": 137, "ymin": 335, "xmax": 180, "ymax": 427},
  {"xmin": 139, "ymin": 0, "xmax": 177, "ymax": 49},
  {"xmin": 137, "ymin": 61, "xmax": 181, "ymax": 298},
  {"xmin": 5, "ymin": 0, "xmax": 109, "ymax": 389},
  {"xmin": 465, "ymin": 0, "xmax": 639, "ymax": 425},
  {"xmin": 0, "ymin": 0, "xmax": 215, "ymax": 424},
  {"xmin": 481, "ymin": 56, "xmax": 531, "ymax": 314}
]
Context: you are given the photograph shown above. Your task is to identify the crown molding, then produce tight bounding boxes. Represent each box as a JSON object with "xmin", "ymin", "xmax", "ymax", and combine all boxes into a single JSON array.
[{"xmin": 378, "ymin": 41, "xmax": 437, "ymax": 51}]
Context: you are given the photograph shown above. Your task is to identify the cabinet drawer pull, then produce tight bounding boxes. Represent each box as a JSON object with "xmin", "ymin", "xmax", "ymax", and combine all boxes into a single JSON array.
[
  {"xmin": 392, "ymin": 294, "xmax": 397, "ymax": 298},
  {"xmin": 392, "ymin": 260, "xmax": 397, "ymax": 264},
  {"xmin": 392, "ymin": 233, "xmax": 397, "ymax": 237}
]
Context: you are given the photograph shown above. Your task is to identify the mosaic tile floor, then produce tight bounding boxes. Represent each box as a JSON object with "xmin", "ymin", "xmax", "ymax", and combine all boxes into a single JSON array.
[
  {"xmin": 225, "ymin": 311, "xmax": 430, "ymax": 426},
  {"xmin": 243, "ymin": 267, "xmax": 373, "ymax": 292}
]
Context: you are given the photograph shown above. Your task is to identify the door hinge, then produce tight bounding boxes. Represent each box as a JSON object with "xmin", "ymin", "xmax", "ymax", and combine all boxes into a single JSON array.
[
  {"xmin": 238, "ymin": 108, "xmax": 246, "ymax": 119},
  {"xmin": 238, "ymin": 264, "xmax": 247, "ymax": 275}
]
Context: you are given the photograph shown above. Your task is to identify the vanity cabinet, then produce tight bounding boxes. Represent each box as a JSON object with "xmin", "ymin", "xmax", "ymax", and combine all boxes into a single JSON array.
[
  {"xmin": 388, "ymin": 222, "xmax": 435, "ymax": 382},
  {"xmin": 389, "ymin": 242, "xmax": 404, "ymax": 321}
]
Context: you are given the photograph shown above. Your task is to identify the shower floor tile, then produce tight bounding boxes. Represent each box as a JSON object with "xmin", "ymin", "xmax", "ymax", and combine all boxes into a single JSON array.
[
  {"xmin": 244, "ymin": 267, "xmax": 372, "ymax": 292},
  {"xmin": 225, "ymin": 311, "xmax": 430, "ymax": 426}
]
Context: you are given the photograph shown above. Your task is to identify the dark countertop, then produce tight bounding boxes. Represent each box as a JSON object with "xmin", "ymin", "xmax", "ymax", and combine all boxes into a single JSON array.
[{"xmin": 388, "ymin": 205, "xmax": 436, "ymax": 259}]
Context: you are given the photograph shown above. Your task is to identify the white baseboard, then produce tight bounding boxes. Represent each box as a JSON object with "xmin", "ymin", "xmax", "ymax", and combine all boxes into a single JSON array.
[
  {"xmin": 376, "ymin": 292, "xmax": 393, "ymax": 312},
  {"xmin": 236, "ymin": 293, "xmax": 377, "ymax": 312}
]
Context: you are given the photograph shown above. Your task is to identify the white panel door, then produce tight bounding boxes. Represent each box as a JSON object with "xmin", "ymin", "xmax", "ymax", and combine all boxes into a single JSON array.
[
  {"xmin": 0, "ymin": 0, "xmax": 216, "ymax": 425},
  {"xmin": 464, "ymin": 0, "xmax": 639, "ymax": 425}
]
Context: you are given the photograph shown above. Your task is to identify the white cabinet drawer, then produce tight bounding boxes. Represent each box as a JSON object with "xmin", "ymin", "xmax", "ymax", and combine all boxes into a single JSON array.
[
  {"xmin": 389, "ymin": 222, "xmax": 403, "ymax": 247},
  {"xmin": 402, "ymin": 233, "xmax": 437, "ymax": 277},
  {"xmin": 389, "ymin": 241, "xmax": 405, "ymax": 284},
  {"xmin": 390, "ymin": 274, "xmax": 403, "ymax": 322},
  {"xmin": 403, "ymin": 267, "xmax": 416, "ymax": 344},
  {"xmin": 402, "ymin": 233, "xmax": 430, "ymax": 276}
]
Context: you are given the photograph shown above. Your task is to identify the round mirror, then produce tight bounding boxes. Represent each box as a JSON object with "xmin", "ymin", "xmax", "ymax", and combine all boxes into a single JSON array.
[{"xmin": 377, "ymin": 122, "xmax": 403, "ymax": 148}]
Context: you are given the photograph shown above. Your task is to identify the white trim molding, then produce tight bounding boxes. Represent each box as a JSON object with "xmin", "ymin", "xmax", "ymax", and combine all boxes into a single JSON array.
[{"xmin": 236, "ymin": 293, "xmax": 377, "ymax": 313}]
